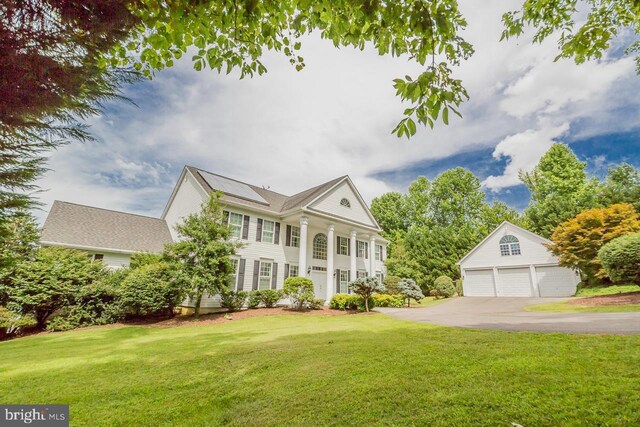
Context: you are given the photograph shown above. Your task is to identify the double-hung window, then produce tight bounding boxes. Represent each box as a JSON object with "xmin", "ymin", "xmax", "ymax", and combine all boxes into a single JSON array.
[
  {"xmin": 337, "ymin": 236, "xmax": 349, "ymax": 255},
  {"xmin": 262, "ymin": 220, "xmax": 275, "ymax": 243},
  {"xmin": 229, "ymin": 259, "xmax": 239, "ymax": 289},
  {"xmin": 357, "ymin": 270, "xmax": 367, "ymax": 279},
  {"xmin": 288, "ymin": 264, "xmax": 299, "ymax": 278},
  {"xmin": 375, "ymin": 244, "xmax": 383, "ymax": 261},
  {"xmin": 259, "ymin": 261, "xmax": 272, "ymax": 290},
  {"xmin": 357, "ymin": 241, "xmax": 368, "ymax": 258},
  {"xmin": 228, "ymin": 212, "xmax": 243, "ymax": 239},
  {"xmin": 290, "ymin": 226, "xmax": 300, "ymax": 247},
  {"xmin": 339, "ymin": 270, "xmax": 349, "ymax": 293}
]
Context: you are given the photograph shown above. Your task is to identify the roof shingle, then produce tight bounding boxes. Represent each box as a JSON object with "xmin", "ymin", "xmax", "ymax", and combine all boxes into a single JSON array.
[{"xmin": 41, "ymin": 201, "xmax": 173, "ymax": 253}]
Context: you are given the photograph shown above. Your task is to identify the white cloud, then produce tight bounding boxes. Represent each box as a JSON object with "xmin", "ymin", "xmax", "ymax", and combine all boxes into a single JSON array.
[
  {"xmin": 32, "ymin": 0, "xmax": 640, "ymax": 222},
  {"xmin": 482, "ymin": 123, "xmax": 570, "ymax": 191}
]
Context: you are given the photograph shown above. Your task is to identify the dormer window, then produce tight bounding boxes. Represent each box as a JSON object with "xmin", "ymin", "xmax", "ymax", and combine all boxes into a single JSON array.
[
  {"xmin": 499, "ymin": 235, "xmax": 521, "ymax": 256},
  {"xmin": 340, "ymin": 198, "xmax": 351, "ymax": 208}
]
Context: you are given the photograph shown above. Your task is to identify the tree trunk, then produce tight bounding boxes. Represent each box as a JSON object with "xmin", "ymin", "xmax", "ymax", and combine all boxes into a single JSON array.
[
  {"xmin": 365, "ymin": 297, "xmax": 369, "ymax": 312},
  {"xmin": 194, "ymin": 291, "xmax": 203, "ymax": 317}
]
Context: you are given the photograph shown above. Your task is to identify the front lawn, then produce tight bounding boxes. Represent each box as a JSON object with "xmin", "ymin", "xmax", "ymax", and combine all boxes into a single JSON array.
[
  {"xmin": 526, "ymin": 301, "xmax": 640, "ymax": 313},
  {"xmin": 575, "ymin": 284, "xmax": 640, "ymax": 297},
  {"xmin": 1, "ymin": 315, "xmax": 639, "ymax": 426}
]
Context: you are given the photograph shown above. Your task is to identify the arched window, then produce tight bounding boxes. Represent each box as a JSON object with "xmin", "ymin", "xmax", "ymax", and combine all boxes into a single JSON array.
[
  {"xmin": 499, "ymin": 235, "xmax": 521, "ymax": 256},
  {"xmin": 313, "ymin": 233, "xmax": 327, "ymax": 260},
  {"xmin": 340, "ymin": 198, "xmax": 351, "ymax": 208}
]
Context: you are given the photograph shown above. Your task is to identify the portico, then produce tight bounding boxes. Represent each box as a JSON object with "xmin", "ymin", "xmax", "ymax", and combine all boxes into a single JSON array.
[{"xmin": 294, "ymin": 215, "xmax": 386, "ymax": 302}]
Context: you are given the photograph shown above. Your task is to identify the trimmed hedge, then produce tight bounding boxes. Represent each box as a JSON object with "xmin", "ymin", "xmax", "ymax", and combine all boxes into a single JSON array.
[
  {"xmin": 598, "ymin": 233, "xmax": 640, "ymax": 285},
  {"xmin": 371, "ymin": 293, "xmax": 404, "ymax": 308},
  {"xmin": 329, "ymin": 293, "xmax": 403, "ymax": 311}
]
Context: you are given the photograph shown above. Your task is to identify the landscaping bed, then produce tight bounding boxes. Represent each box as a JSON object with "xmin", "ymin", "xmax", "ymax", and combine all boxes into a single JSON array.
[{"xmin": 569, "ymin": 291, "xmax": 640, "ymax": 307}]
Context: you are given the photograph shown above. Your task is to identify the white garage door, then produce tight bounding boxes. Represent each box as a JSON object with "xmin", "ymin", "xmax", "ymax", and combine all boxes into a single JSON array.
[
  {"xmin": 497, "ymin": 268, "xmax": 532, "ymax": 297},
  {"xmin": 536, "ymin": 266, "xmax": 578, "ymax": 297},
  {"xmin": 463, "ymin": 269, "xmax": 495, "ymax": 296}
]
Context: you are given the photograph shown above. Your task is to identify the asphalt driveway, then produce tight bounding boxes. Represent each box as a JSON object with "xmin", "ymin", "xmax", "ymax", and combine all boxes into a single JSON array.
[{"xmin": 375, "ymin": 297, "xmax": 640, "ymax": 334}]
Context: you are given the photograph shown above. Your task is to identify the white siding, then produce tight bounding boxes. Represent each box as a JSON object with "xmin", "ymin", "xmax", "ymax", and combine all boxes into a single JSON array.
[
  {"xmin": 460, "ymin": 223, "xmax": 557, "ymax": 270},
  {"xmin": 309, "ymin": 181, "xmax": 377, "ymax": 228},
  {"xmin": 463, "ymin": 269, "xmax": 495, "ymax": 296},
  {"xmin": 163, "ymin": 171, "xmax": 208, "ymax": 241},
  {"xmin": 537, "ymin": 266, "xmax": 579, "ymax": 297}
]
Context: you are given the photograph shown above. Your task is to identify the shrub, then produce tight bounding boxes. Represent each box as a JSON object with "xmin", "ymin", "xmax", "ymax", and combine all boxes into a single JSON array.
[
  {"xmin": 8, "ymin": 247, "xmax": 106, "ymax": 328},
  {"xmin": 371, "ymin": 293, "xmax": 404, "ymax": 308},
  {"xmin": 349, "ymin": 276, "xmax": 385, "ymax": 312},
  {"xmin": 549, "ymin": 203, "xmax": 640, "ymax": 284},
  {"xmin": 431, "ymin": 276, "xmax": 455, "ymax": 299},
  {"xmin": 0, "ymin": 307, "xmax": 36, "ymax": 338},
  {"xmin": 396, "ymin": 278, "xmax": 424, "ymax": 307},
  {"xmin": 330, "ymin": 294, "xmax": 356, "ymax": 310},
  {"xmin": 283, "ymin": 277, "xmax": 315, "ymax": 310},
  {"xmin": 598, "ymin": 233, "xmax": 640, "ymax": 284},
  {"xmin": 455, "ymin": 279, "xmax": 463, "ymax": 297},
  {"xmin": 219, "ymin": 290, "xmax": 248, "ymax": 312},
  {"xmin": 260, "ymin": 289, "xmax": 283, "ymax": 308},
  {"xmin": 383, "ymin": 275, "xmax": 402, "ymax": 294},
  {"xmin": 119, "ymin": 262, "xmax": 183, "ymax": 318},
  {"xmin": 247, "ymin": 290, "xmax": 262, "ymax": 309},
  {"xmin": 309, "ymin": 298, "xmax": 325, "ymax": 310},
  {"xmin": 129, "ymin": 252, "xmax": 163, "ymax": 269}
]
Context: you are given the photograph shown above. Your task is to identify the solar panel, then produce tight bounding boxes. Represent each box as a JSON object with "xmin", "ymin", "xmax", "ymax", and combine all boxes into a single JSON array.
[{"xmin": 198, "ymin": 170, "xmax": 268, "ymax": 204}]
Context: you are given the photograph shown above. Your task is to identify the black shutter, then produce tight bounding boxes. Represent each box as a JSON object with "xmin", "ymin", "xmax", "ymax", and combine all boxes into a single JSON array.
[
  {"xmin": 365, "ymin": 242, "xmax": 369, "ymax": 259},
  {"xmin": 237, "ymin": 259, "xmax": 246, "ymax": 291},
  {"xmin": 271, "ymin": 263, "xmax": 278, "ymax": 289},
  {"xmin": 274, "ymin": 222, "xmax": 280, "ymax": 244},
  {"xmin": 223, "ymin": 210, "xmax": 229, "ymax": 224},
  {"xmin": 242, "ymin": 215, "xmax": 250, "ymax": 239},
  {"xmin": 286, "ymin": 225, "xmax": 291, "ymax": 246},
  {"xmin": 252, "ymin": 260, "xmax": 260, "ymax": 290},
  {"xmin": 348, "ymin": 239, "xmax": 351, "ymax": 256},
  {"xmin": 336, "ymin": 269, "xmax": 341, "ymax": 294},
  {"xmin": 284, "ymin": 263, "xmax": 290, "ymax": 280},
  {"xmin": 256, "ymin": 219, "xmax": 263, "ymax": 242},
  {"xmin": 381, "ymin": 272, "xmax": 384, "ymax": 283},
  {"xmin": 348, "ymin": 270, "xmax": 351, "ymax": 294},
  {"xmin": 336, "ymin": 236, "xmax": 340, "ymax": 254}
]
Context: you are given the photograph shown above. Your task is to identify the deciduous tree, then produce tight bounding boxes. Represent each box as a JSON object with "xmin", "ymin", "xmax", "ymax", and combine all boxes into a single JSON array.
[{"xmin": 548, "ymin": 203, "xmax": 640, "ymax": 284}]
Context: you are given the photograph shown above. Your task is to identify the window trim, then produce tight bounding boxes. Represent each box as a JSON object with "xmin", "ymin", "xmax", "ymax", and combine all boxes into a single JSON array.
[
  {"xmin": 229, "ymin": 258, "xmax": 240, "ymax": 289},
  {"xmin": 339, "ymin": 270, "xmax": 349, "ymax": 293},
  {"xmin": 313, "ymin": 233, "xmax": 328, "ymax": 260},
  {"xmin": 261, "ymin": 219, "xmax": 275, "ymax": 243},
  {"xmin": 340, "ymin": 198, "xmax": 351, "ymax": 208},
  {"xmin": 357, "ymin": 240, "xmax": 368, "ymax": 258},
  {"xmin": 375, "ymin": 244, "xmax": 383, "ymax": 261},
  {"xmin": 228, "ymin": 212, "xmax": 243, "ymax": 239},
  {"xmin": 258, "ymin": 260, "xmax": 273, "ymax": 290},
  {"xmin": 499, "ymin": 235, "xmax": 521, "ymax": 257},
  {"xmin": 288, "ymin": 264, "xmax": 299, "ymax": 278},
  {"xmin": 337, "ymin": 236, "xmax": 349, "ymax": 256},
  {"xmin": 290, "ymin": 225, "xmax": 300, "ymax": 248}
]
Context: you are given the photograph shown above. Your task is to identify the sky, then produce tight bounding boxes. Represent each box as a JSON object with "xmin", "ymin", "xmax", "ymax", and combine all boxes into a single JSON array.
[{"xmin": 34, "ymin": 0, "xmax": 640, "ymax": 222}]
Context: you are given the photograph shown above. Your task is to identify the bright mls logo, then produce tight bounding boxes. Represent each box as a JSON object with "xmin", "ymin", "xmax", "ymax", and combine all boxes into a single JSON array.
[{"xmin": 1, "ymin": 405, "xmax": 68, "ymax": 426}]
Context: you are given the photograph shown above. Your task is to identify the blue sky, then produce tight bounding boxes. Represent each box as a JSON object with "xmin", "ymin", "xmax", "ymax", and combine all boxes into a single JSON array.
[{"xmin": 34, "ymin": 0, "xmax": 640, "ymax": 221}]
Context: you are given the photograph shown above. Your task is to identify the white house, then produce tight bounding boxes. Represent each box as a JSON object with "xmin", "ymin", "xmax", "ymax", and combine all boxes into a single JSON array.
[
  {"xmin": 163, "ymin": 166, "xmax": 387, "ymax": 311},
  {"xmin": 458, "ymin": 221, "xmax": 580, "ymax": 297},
  {"xmin": 41, "ymin": 201, "xmax": 173, "ymax": 269}
]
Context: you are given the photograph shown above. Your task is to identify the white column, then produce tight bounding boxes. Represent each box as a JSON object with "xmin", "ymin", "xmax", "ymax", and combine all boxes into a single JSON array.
[
  {"xmin": 350, "ymin": 230, "xmax": 357, "ymax": 281},
  {"xmin": 326, "ymin": 224, "xmax": 335, "ymax": 302},
  {"xmin": 529, "ymin": 265, "xmax": 540, "ymax": 297},
  {"xmin": 298, "ymin": 216, "xmax": 309, "ymax": 277},
  {"xmin": 369, "ymin": 235, "xmax": 376, "ymax": 277}
]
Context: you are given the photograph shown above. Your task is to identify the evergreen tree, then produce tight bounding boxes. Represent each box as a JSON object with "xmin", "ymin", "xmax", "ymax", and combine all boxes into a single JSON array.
[{"xmin": 163, "ymin": 193, "xmax": 242, "ymax": 316}]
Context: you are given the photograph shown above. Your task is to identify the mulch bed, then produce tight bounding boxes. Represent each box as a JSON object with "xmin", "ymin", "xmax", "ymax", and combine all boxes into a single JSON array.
[
  {"xmin": 151, "ymin": 306, "xmax": 355, "ymax": 328},
  {"xmin": 569, "ymin": 292, "xmax": 640, "ymax": 307}
]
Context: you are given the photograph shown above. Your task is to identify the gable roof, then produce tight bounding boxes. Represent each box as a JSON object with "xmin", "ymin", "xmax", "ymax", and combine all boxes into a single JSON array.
[
  {"xmin": 41, "ymin": 201, "xmax": 173, "ymax": 253},
  {"xmin": 184, "ymin": 166, "xmax": 351, "ymax": 215},
  {"xmin": 457, "ymin": 221, "xmax": 550, "ymax": 265}
]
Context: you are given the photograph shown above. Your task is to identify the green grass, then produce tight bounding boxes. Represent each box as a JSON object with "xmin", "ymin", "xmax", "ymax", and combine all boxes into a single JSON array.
[
  {"xmin": 409, "ymin": 296, "xmax": 449, "ymax": 308},
  {"xmin": 575, "ymin": 284, "xmax": 640, "ymax": 297},
  {"xmin": 1, "ymin": 315, "xmax": 639, "ymax": 426},
  {"xmin": 526, "ymin": 302, "xmax": 640, "ymax": 313}
]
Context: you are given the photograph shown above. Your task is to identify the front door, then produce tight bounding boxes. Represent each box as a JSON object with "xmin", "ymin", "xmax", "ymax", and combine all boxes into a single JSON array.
[{"xmin": 310, "ymin": 271, "xmax": 326, "ymax": 300}]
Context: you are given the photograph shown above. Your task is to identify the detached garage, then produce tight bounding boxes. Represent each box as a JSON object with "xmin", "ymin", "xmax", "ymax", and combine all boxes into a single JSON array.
[{"xmin": 458, "ymin": 221, "xmax": 580, "ymax": 297}]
